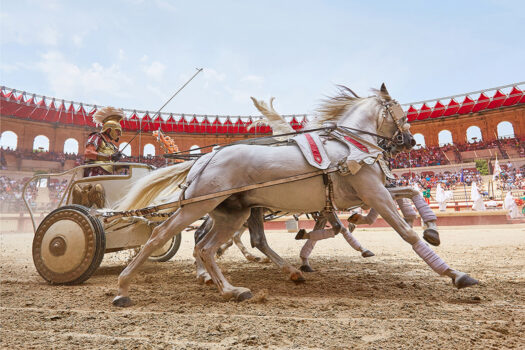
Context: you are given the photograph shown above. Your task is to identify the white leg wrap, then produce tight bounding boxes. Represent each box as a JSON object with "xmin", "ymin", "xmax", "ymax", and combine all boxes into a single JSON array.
[
  {"xmin": 309, "ymin": 229, "xmax": 335, "ymax": 241},
  {"xmin": 412, "ymin": 240, "xmax": 449, "ymax": 275},
  {"xmin": 341, "ymin": 228, "xmax": 363, "ymax": 252},
  {"xmin": 300, "ymin": 239, "xmax": 316, "ymax": 259}
]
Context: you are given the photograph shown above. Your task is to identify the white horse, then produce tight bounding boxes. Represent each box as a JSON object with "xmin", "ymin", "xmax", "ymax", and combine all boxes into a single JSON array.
[{"xmin": 111, "ymin": 84, "xmax": 478, "ymax": 306}]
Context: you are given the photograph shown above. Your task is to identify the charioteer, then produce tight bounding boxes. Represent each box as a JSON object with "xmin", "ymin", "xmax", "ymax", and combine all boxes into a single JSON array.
[{"xmin": 84, "ymin": 107, "xmax": 125, "ymax": 177}]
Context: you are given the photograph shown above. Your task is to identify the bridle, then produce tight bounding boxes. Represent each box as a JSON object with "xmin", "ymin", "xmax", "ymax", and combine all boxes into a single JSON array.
[{"xmin": 338, "ymin": 97, "xmax": 412, "ymax": 152}]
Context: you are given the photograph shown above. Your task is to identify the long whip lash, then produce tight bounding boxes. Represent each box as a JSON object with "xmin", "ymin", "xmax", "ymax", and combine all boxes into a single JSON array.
[{"xmin": 120, "ymin": 68, "xmax": 203, "ymax": 153}]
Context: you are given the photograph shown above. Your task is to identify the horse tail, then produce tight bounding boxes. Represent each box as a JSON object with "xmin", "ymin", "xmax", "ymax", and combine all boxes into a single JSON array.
[{"xmin": 115, "ymin": 160, "xmax": 195, "ymax": 211}]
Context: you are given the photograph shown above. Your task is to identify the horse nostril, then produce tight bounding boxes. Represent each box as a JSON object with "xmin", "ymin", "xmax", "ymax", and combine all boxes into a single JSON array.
[{"xmin": 410, "ymin": 138, "xmax": 416, "ymax": 146}]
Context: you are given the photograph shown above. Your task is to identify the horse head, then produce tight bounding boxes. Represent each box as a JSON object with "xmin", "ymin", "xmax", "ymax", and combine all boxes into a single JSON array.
[
  {"xmin": 313, "ymin": 83, "xmax": 415, "ymax": 154},
  {"xmin": 373, "ymin": 83, "xmax": 415, "ymax": 154}
]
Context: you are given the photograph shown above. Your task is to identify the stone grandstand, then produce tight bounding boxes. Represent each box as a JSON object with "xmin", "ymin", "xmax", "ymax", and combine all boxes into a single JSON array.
[{"xmin": 1, "ymin": 83, "xmax": 524, "ymax": 227}]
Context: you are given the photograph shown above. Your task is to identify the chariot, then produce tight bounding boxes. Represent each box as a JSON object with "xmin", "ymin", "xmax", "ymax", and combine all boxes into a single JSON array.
[{"xmin": 23, "ymin": 162, "xmax": 182, "ymax": 285}]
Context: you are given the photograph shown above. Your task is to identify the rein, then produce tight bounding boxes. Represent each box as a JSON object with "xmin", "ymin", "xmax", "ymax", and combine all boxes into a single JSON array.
[{"xmin": 102, "ymin": 97, "xmax": 409, "ymax": 220}]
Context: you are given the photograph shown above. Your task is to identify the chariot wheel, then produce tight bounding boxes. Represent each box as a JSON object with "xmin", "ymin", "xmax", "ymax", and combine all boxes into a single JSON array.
[
  {"xmin": 32, "ymin": 205, "xmax": 105, "ymax": 284},
  {"xmin": 148, "ymin": 234, "xmax": 182, "ymax": 262}
]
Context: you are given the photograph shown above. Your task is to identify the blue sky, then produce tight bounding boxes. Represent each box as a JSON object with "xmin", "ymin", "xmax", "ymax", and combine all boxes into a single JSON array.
[{"xmin": 1, "ymin": 0, "xmax": 524, "ymax": 117}]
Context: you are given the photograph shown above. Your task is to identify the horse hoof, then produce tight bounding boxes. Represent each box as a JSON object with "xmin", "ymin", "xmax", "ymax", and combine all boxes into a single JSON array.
[
  {"xmin": 253, "ymin": 256, "xmax": 262, "ymax": 262},
  {"xmin": 236, "ymin": 290, "xmax": 253, "ymax": 302},
  {"xmin": 423, "ymin": 229, "xmax": 440, "ymax": 246},
  {"xmin": 454, "ymin": 273, "xmax": 479, "ymax": 289},
  {"xmin": 348, "ymin": 213, "xmax": 360, "ymax": 224},
  {"xmin": 299, "ymin": 265, "xmax": 314, "ymax": 273},
  {"xmin": 291, "ymin": 275, "xmax": 306, "ymax": 284},
  {"xmin": 295, "ymin": 229, "xmax": 306, "ymax": 240},
  {"xmin": 361, "ymin": 250, "xmax": 375, "ymax": 258},
  {"xmin": 204, "ymin": 277, "xmax": 214, "ymax": 285},
  {"xmin": 112, "ymin": 296, "xmax": 132, "ymax": 308}
]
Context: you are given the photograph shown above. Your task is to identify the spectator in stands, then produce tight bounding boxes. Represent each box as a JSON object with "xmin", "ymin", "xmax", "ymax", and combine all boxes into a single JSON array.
[{"xmin": 423, "ymin": 186, "xmax": 432, "ymax": 204}]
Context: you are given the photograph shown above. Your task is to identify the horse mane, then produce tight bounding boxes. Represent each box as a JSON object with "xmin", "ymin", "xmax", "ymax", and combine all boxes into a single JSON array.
[{"xmin": 306, "ymin": 85, "xmax": 366, "ymax": 129}]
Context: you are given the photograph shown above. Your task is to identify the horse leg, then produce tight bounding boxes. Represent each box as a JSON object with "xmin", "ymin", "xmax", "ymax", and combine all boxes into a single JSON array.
[
  {"xmin": 113, "ymin": 200, "xmax": 221, "ymax": 307},
  {"xmin": 297, "ymin": 211, "xmax": 341, "ymax": 240},
  {"xmin": 216, "ymin": 239, "xmax": 233, "ymax": 258},
  {"xmin": 232, "ymin": 227, "xmax": 264, "ymax": 262},
  {"xmin": 299, "ymin": 240, "xmax": 317, "ymax": 272},
  {"xmin": 193, "ymin": 216, "xmax": 213, "ymax": 284},
  {"xmin": 348, "ymin": 208, "xmax": 379, "ymax": 225},
  {"xmin": 298, "ymin": 215, "xmax": 327, "ymax": 272},
  {"xmin": 411, "ymin": 194, "xmax": 440, "ymax": 246},
  {"xmin": 342, "ymin": 223, "xmax": 375, "ymax": 258},
  {"xmin": 246, "ymin": 207, "xmax": 304, "ymax": 282},
  {"xmin": 196, "ymin": 208, "xmax": 254, "ymax": 301},
  {"xmin": 356, "ymin": 180, "xmax": 477, "ymax": 289},
  {"xmin": 390, "ymin": 187, "xmax": 440, "ymax": 246},
  {"xmin": 194, "ymin": 252, "xmax": 213, "ymax": 285}
]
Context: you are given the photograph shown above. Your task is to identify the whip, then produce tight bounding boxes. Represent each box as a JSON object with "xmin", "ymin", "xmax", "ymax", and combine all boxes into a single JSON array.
[{"xmin": 120, "ymin": 68, "xmax": 203, "ymax": 154}]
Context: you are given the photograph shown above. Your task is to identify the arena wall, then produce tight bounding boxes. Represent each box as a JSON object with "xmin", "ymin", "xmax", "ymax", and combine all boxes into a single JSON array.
[
  {"xmin": 0, "ymin": 116, "xmax": 253, "ymax": 157},
  {"xmin": 2, "ymin": 104, "xmax": 523, "ymax": 158}
]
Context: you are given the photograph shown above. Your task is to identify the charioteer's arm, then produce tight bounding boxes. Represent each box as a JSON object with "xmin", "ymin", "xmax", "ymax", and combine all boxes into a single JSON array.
[
  {"xmin": 85, "ymin": 144, "xmax": 111, "ymax": 160},
  {"xmin": 85, "ymin": 143, "xmax": 122, "ymax": 162}
]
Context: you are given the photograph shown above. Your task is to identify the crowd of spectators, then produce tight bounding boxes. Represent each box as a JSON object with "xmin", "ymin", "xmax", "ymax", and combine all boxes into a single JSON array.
[
  {"xmin": 496, "ymin": 163, "xmax": 525, "ymax": 191},
  {"xmin": 388, "ymin": 137, "xmax": 523, "ymax": 169},
  {"xmin": 455, "ymin": 139, "xmax": 499, "ymax": 151},
  {"xmin": 0, "ymin": 175, "xmax": 69, "ymax": 213},
  {"xmin": 1, "ymin": 147, "xmax": 83, "ymax": 167},
  {"xmin": 392, "ymin": 169, "xmax": 483, "ymax": 190},
  {"xmin": 3, "ymin": 137, "xmax": 523, "ymax": 172},
  {"xmin": 389, "ymin": 145, "xmax": 449, "ymax": 169}
]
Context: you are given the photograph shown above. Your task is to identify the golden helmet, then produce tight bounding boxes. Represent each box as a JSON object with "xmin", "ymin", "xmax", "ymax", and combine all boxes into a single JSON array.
[{"xmin": 92, "ymin": 107, "xmax": 125, "ymax": 140}]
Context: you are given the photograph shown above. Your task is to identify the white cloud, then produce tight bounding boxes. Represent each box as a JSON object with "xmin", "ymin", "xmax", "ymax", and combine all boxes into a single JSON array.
[
  {"xmin": 155, "ymin": 0, "xmax": 177, "ymax": 12},
  {"xmin": 0, "ymin": 63, "xmax": 21, "ymax": 73},
  {"xmin": 225, "ymin": 86, "xmax": 252, "ymax": 104},
  {"xmin": 72, "ymin": 34, "xmax": 84, "ymax": 47},
  {"xmin": 38, "ymin": 26, "xmax": 60, "ymax": 46},
  {"xmin": 143, "ymin": 61, "xmax": 166, "ymax": 81},
  {"xmin": 0, "ymin": 12, "xmax": 60, "ymax": 46},
  {"xmin": 36, "ymin": 51, "xmax": 133, "ymax": 100},
  {"xmin": 146, "ymin": 84, "xmax": 169, "ymax": 102},
  {"xmin": 240, "ymin": 74, "xmax": 264, "ymax": 85},
  {"xmin": 203, "ymin": 68, "xmax": 226, "ymax": 82}
]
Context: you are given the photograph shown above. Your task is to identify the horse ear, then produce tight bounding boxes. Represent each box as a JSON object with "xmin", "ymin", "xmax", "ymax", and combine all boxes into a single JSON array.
[{"xmin": 380, "ymin": 83, "xmax": 391, "ymax": 100}]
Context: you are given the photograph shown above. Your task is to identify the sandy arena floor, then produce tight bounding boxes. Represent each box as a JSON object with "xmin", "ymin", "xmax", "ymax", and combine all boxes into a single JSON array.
[{"xmin": 1, "ymin": 224, "xmax": 524, "ymax": 349}]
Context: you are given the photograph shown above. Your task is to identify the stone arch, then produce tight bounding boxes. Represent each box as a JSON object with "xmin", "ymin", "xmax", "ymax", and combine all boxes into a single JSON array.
[
  {"xmin": 0, "ymin": 130, "xmax": 18, "ymax": 150},
  {"xmin": 413, "ymin": 133, "xmax": 426, "ymax": 149},
  {"xmin": 143, "ymin": 143, "xmax": 155, "ymax": 157},
  {"xmin": 438, "ymin": 130, "xmax": 453, "ymax": 146},
  {"xmin": 33, "ymin": 135, "xmax": 50, "ymax": 152},
  {"xmin": 64, "ymin": 138, "xmax": 79, "ymax": 154},
  {"xmin": 497, "ymin": 121, "xmax": 514, "ymax": 139},
  {"xmin": 119, "ymin": 143, "xmax": 132, "ymax": 157},
  {"xmin": 466, "ymin": 125, "xmax": 483, "ymax": 143},
  {"xmin": 190, "ymin": 145, "xmax": 201, "ymax": 154}
]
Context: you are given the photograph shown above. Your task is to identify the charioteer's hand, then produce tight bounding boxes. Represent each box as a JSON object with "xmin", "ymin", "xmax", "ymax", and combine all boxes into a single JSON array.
[{"xmin": 111, "ymin": 151, "xmax": 123, "ymax": 162}]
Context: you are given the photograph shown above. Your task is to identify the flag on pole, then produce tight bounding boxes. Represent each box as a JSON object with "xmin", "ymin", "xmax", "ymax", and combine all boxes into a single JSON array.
[{"xmin": 493, "ymin": 155, "xmax": 502, "ymax": 180}]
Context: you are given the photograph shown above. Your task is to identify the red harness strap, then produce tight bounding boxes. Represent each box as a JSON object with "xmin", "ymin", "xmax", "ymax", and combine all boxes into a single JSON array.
[
  {"xmin": 305, "ymin": 133, "xmax": 323, "ymax": 165},
  {"xmin": 344, "ymin": 136, "xmax": 369, "ymax": 153}
]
